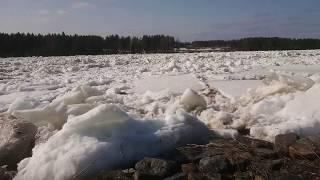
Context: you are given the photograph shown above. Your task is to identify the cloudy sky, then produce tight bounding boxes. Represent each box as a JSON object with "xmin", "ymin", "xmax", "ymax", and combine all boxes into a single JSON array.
[{"xmin": 1, "ymin": 0, "xmax": 320, "ymax": 41}]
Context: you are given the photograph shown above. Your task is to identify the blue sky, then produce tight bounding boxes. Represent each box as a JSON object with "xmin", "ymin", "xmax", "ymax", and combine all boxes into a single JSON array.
[{"xmin": 1, "ymin": 0, "xmax": 320, "ymax": 41}]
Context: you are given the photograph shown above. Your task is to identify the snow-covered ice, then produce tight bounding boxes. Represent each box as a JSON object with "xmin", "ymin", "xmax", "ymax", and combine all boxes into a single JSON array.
[
  {"xmin": 14, "ymin": 104, "xmax": 210, "ymax": 180},
  {"xmin": 1, "ymin": 50, "xmax": 320, "ymax": 179}
]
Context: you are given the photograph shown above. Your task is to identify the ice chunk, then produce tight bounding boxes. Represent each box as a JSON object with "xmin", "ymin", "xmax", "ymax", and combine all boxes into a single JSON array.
[
  {"xmin": 141, "ymin": 89, "xmax": 174, "ymax": 104},
  {"xmin": 215, "ymin": 111, "xmax": 233, "ymax": 125},
  {"xmin": 250, "ymin": 95, "xmax": 291, "ymax": 116},
  {"xmin": 15, "ymin": 105, "xmax": 210, "ymax": 180},
  {"xmin": 106, "ymin": 87, "xmax": 122, "ymax": 95},
  {"xmin": 263, "ymin": 73, "xmax": 314, "ymax": 91},
  {"xmin": 180, "ymin": 89, "xmax": 206, "ymax": 111},
  {"xmin": 66, "ymin": 104, "xmax": 96, "ymax": 118},
  {"xmin": 63, "ymin": 104, "xmax": 131, "ymax": 137},
  {"xmin": 7, "ymin": 97, "xmax": 38, "ymax": 115},
  {"xmin": 163, "ymin": 60, "xmax": 179, "ymax": 72},
  {"xmin": 231, "ymin": 75, "xmax": 320, "ymax": 142},
  {"xmin": 212, "ymin": 128, "xmax": 238, "ymax": 139},
  {"xmin": 199, "ymin": 109, "xmax": 233, "ymax": 129},
  {"xmin": 11, "ymin": 86, "xmax": 103, "ymax": 129},
  {"xmin": 12, "ymin": 102, "xmax": 68, "ymax": 129}
]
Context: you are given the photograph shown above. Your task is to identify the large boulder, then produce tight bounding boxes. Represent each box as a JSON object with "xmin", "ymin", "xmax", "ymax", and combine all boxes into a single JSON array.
[
  {"xmin": 253, "ymin": 148, "xmax": 277, "ymax": 159},
  {"xmin": 135, "ymin": 158, "xmax": 178, "ymax": 178},
  {"xmin": 237, "ymin": 136, "xmax": 273, "ymax": 149},
  {"xmin": 0, "ymin": 116, "xmax": 37, "ymax": 169},
  {"xmin": 178, "ymin": 138, "xmax": 253, "ymax": 174},
  {"xmin": 199, "ymin": 155, "xmax": 230, "ymax": 173},
  {"xmin": 90, "ymin": 136, "xmax": 320, "ymax": 180},
  {"xmin": 181, "ymin": 163, "xmax": 198, "ymax": 174},
  {"xmin": 289, "ymin": 135, "xmax": 320, "ymax": 160},
  {"xmin": 274, "ymin": 133, "xmax": 298, "ymax": 155}
]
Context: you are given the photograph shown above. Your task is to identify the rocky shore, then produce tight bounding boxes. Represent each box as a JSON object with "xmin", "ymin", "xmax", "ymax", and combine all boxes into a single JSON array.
[
  {"xmin": 94, "ymin": 134, "xmax": 320, "ymax": 180},
  {"xmin": 1, "ymin": 113, "xmax": 320, "ymax": 180}
]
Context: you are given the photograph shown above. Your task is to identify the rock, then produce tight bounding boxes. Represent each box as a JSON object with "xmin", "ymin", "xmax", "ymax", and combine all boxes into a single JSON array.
[
  {"xmin": 94, "ymin": 170, "xmax": 131, "ymax": 180},
  {"xmin": 237, "ymin": 127, "xmax": 250, "ymax": 136},
  {"xmin": 289, "ymin": 135, "xmax": 320, "ymax": 160},
  {"xmin": 274, "ymin": 133, "xmax": 298, "ymax": 155},
  {"xmin": 163, "ymin": 173, "xmax": 187, "ymax": 180},
  {"xmin": 178, "ymin": 144, "xmax": 212, "ymax": 161},
  {"xmin": 250, "ymin": 159, "xmax": 283, "ymax": 175},
  {"xmin": 133, "ymin": 170, "xmax": 162, "ymax": 180},
  {"xmin": 269, "ymin": 159, "xmax": 284, "ymax": 171},
  {"xmin": 251, "ymin": 140, "xmax": 273, "ymax": 149},
  {"xmin": 178, "ymin": 139, "xmax": 240, "ymax": 161},
  {"xmin": 234, "ymin": 172, "xmax": 252, "ymax": 180},
  {"xmin": 237, "ymin": 136, "xmax": 273, "ymax": 149},
  {"xmin": 205, "ymin": 172, "xmax": 222, "ymax": 180},
  {"xmin": 308, "ymin": 135, "xmax": 320, "ymax": 148},
  {"xmin": 253, "ymin": 148, "xmax": 277, "ymax": 159},
  {"xmin": 225, "ymin": 151, "xmax": 252, "ymax": 172},
  {"xmin": 91, "ymin": 135, "xmax": 320, "ymax": 179},
  {"xmin": 178, "ymin": 138, "xmax": 252, "ymax": 172},
  {"xmin": 181, "ymin": 163, "xmax": 198, "ymax": 174},
  {"xmin": 187, "ymin": 172, "xmax": 205, "ymax": 180},
  {"xmin": 282, "ymin": 159, "xmax": 320, "ymax": 178},
  {"xmin": 0, "ymin": 116, "xmax": 37, "ymax": 169},
  {"xmin": 254, "ymin": 175, "xmax": 264, "ymax": 180},
  {"xmin": 159, "ymin": 149, "xmax": 189, "ymax": 164},
  {"xmin": 135, "ymin": 157, "xmax": 178, "ymax": 178},
  {"xmin": 199, "ymin": 155, "xmax": 229, "ymax": 173},
  {"xmin": 128, "ymin": 136, "xmax": 320, "ymax": 180},
  {"xmin": 0, "ymin": 166, "xmax": 16, "ymax": 180},
  {"xmin": 271, "ymin": 172, "xmax": 304, "ymax": 180}
]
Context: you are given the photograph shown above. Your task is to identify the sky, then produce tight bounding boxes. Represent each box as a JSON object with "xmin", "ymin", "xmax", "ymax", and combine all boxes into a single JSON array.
[{"xmin": 1, "ymin": 0, "xmax": 320, "ymax": 41}]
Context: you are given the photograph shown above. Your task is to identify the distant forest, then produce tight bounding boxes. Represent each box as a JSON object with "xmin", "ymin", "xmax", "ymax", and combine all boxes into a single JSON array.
[
  {"xmin": 1, "ymin": 32, "xmax": 320, "ymax": 57},
  {"xmin": 0, "ymin": 32, "xmax": 176, "ymax": 57},
  {"xmin": 192, "ymin": 37, "xmax": 320, "ymax": 51}
]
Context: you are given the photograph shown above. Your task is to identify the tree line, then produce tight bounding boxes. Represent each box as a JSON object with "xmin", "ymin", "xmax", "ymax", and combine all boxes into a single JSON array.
[
  {"xmin": 1, "ymin": 33, "xmax": 320, "ymax": 57},
  {"xmin": 192, "ymin": 37, "xmax": 320, "ymax": 51},
  {"xmin": 0, "ymin": 32, "xmax": 176, "ymax": 57}
]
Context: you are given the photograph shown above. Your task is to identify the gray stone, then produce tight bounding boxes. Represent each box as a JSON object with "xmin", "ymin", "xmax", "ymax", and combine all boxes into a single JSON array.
[
  {"xmin": 163, "ymin": 173, "xmax": 187, "ymax": 180},
  {"xmin": 188, "ymin": 172, "xmax": 205, "ymax": 180},
  {"xmin": 254, "ymin": 148, "xmax": 277, "ymax": 159},
  {"xmin": 205, "ymin": 172, "xmax": 222, "ymax": 180},
  {"xmin": 199, "ymin": 155, "xmax": 229, "ymax": 173},
  {"xmin": 274, "ymin": 133, "xmax": 298, "ymax": 155},
  {"xmin": 289, "ymin": 135, "xmax": 320, "ymax": 160},
  {"xmin": 237, "ymin": 136, "xmax": 273, "ymax": 149},
  {"xmin": 181, "ymin": 163, "xmax": 198, "ymax": 174},
  {"xmin": 135, "ymin": 157, "xmax": 177, "ymax": 177},
  {"xmin": 225, "ymin": 151, "xmax": 251, "ymax": 171},
  {"xmin": 271, "ymin": 172, "xmax": 304, "ymax": 180}
]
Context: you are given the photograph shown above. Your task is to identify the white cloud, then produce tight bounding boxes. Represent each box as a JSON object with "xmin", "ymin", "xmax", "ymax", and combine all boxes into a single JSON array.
[
  {"xmin": 57, "ymin": 9, "xmax": 67, "ymax": 15},
  {"xmin": 37, "ymin": 9, "xmax": 51, "ymax": 16},
  {"xmin": 71, "ymin": 1, "xmax": 95, "ymax": 9}
]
